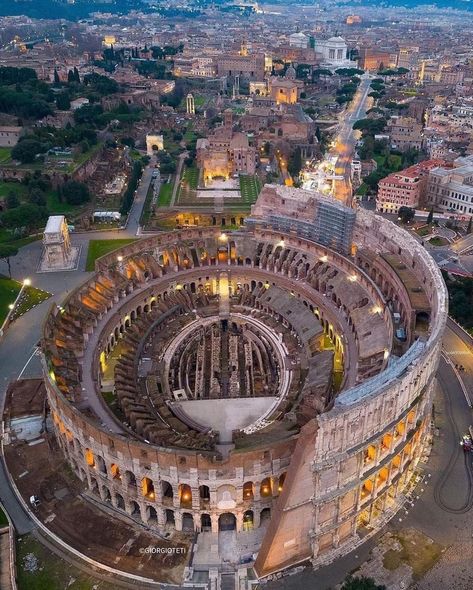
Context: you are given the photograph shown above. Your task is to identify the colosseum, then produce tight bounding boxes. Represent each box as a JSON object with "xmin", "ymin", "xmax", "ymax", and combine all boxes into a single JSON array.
[{"xmin": 42, "ymin": 185, "xmax": 447, "ymax": 579}]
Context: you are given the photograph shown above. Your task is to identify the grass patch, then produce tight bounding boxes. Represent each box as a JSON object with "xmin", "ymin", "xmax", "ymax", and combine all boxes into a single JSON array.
[
  {"xmin": 158, "ymin": 182, "xmax": 173, "ymax": 207},
  {"xmin": 46, "ymin": 191, "xmax": 78, "ymax": 215},
  {"xmin": 85, "ymin": 239, "xmax": 138, "ymax": 271},
  {"xmin": 429, "ymin": 236, "xmax": 448, "ymax": 246},
  {"xmin": 0, "ymin": 276, "xmax": 51, "ymax": 324},
  {"xmin": 0, "ymin": 147, "xmax": 12, "ymax": 163},
  {"xmin": 382, "ymin": 529, "xmax": 443, "ymax": 580},
  {"xmin": 17, "ymin": 534, "xmax": 115, "ymax": 590},
  {"xmin": 356, "ymin": 183, "xmax": 368, "ymax": 196},
  {"xmin": 0, "ymin": 277, "xmax": 21, "ymax": 325},
  {"xmin": 0, "ymin": 181, "xmax": 28, "ymax": 199},
  {"xmin": 415, "ymin": 225, "xmax": 431, "ymax": 237},
  {"xmin": 182, "ymin": 166, "xmax": 199, "ymax": 190},
  {"xmin": 239, "ymin": 175, "xmax": 262, "ymax": 204}
]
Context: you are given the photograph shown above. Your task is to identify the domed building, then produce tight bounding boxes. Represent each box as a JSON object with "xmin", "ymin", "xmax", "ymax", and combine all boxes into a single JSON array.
[
  {"xmin": 315, "ymin": 36, "xmax": 356, "ymax": 69},
  {"xmin": 42, "ymin": 184, "xmax": 446, "ymax": 582}
]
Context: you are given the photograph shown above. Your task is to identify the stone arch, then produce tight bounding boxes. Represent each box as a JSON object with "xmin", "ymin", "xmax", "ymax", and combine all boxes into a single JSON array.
[
  {"xmin": 182, "ymin": 512, "xmax": 195, "ymax": 531},
  {"xmin": 260, "ymin": 478, "xmax": 272, "ymax": 498},
  {"xmin": 162, "ymin": 480, "xmax": 174, "ymax": 499},
  {"xmin": 243, "ymin": 481, "xmax": 254, "ymax": 500},
  {"xmin": 115, "ymin": 493, "xmax": 125, "ymax": 510},
  {"xmin": 90, "ymin": 477, "xmax": 99, "ymax": 495},
  {"xmin": 199, "ymin": 485, "xmax": 210, "ymax": 502},
  {"xmin": 84, "ymin": 448, "xmax": 95, "ymax": 467},
  {"xmin": 96, "ymin": 455, "xmax": 107, "ymax": 475},
  {"xmin": 260, "ymin": 507, "xmax": 271, "ymax": 524},
  {"xmin": 165, "ymin": 509, "xmax": 175, "ymax": 526},
  {"xmin": 218, "ymin": 512, "xmax": 236, "ymax": 531},
  {"xmin": 179, "ymin": 484, "xmax": 192, "ymax": 508},
  {"xmin": 142, "ymin": 477, "xmax": 155, "ymax": 499},
  {"xmin": 278, "ymin": 473, "xmax": 286, "ymax": 493},
  {"xmin": 201, "ymin": 513, "xmax": 211, "ymax": 531},
  {"xmin": 146, "ymin": 505, "xmax": 158, "ymax": 524},
  {"xmin": 130, "ymin": 500, "xmax": 141, "ymax": 518},
  {"xmin": 243, "ymin": 510, "xmax": 254, "ymax": 531},
  {"xmin": 124, "ymin": 470, "xmax": 136, "ymax": 487},
  {"xmin": 102, "ymin": 486, "xmax": 112, "ymax": 502},
  {"xmin": 110, "ymin": 463, "xmax": 120, "ymax": 479}
]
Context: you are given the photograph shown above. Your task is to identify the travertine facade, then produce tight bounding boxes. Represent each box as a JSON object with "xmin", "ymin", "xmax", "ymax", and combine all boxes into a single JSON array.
[{"xmin": 42, "ymin": 200, "xmax": 447, "ymax": 579}]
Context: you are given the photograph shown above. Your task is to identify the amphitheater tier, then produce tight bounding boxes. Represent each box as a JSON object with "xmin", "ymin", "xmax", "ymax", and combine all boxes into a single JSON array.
[{"xmin": 42, "ymin": 208, "xmax": 447, "ymax": 577}]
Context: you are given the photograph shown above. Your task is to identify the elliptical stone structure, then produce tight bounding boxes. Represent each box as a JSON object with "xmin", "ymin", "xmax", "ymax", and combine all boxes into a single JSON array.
[{"xmin": 42, "ymin": 189, "xmax": 447, "ymax": 580}]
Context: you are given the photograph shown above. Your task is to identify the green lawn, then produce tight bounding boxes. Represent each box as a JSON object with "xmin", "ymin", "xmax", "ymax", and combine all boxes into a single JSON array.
[
  {"xmin": 182, "ymin": 166, "xmax": 199, "ymax": 190},
  {"xmin": 158, "ymin": 182, "xmax": 173, "ymax": 207},
  {"xmin": 0, "ymin": 148, "xmax": 11, "ymax": 164},
  {"xmin": 0, "ymin": 276, "xmax": 51, "ymax": 325},
  {"xmin": 46, "ymin": 191, "xmax": 78, "ymax": 214},
  {"xmin": 239, "ymin": 175, "xmax": 262, "ymax": 204},
  {"xmin": 17, "ymin": 534, "xmax": 116, "ymax": 590},
  {"xmin": 355, "ymin": 183, "xmax": 368, "ymax": 196},
  {"xmin": 0, "ymin": 181, "xmax": 28, "ymax": 199},
  {"xmin": 0, "ymin": 277, "xmax": 21, "ymax": 325},
  {"xmin": 85, "ymin": 239, "xmax": 138, "ymax": 271}
]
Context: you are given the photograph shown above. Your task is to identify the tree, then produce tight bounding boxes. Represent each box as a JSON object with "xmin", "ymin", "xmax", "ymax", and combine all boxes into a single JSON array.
[
  {"xmin": 56, "ymin": 92, "xmax": 71, "ymax": 111},
  {"xmin": 467, "ymin": 216, "xmax": 472, "ymax": 235},
  {"xmin": 53, "ymin": 68, "xmax": 61, "ymax": 86},
  {"xmin": 61, "ymin": 180, "xmax": 90, "ymax": 206},
  {"xmin": 11, "ymin": 139, "xmax": 44, "ymax": 164},
  {"xmin": 427, "ymin": 207, "xmax": 434, "ymax": 224},
  {"xmin": 0, "ymin": 203, "xmax": 48, "ymax": 233},
  {"xmin": 398, "ymin": 206, "xmax": 415, "ymax": 224},
  {"xmin": 0, "ymin": 244, "xmax": 18, "ymax": 279},
  {"xmin": 28, "ymin": 188, "xmax": 47, "ymax": 206},
  {"xmin": 341, "ymin": 575, "xmax": 386, "ymax": 590},
  {"xmin": 5, "ymin": 191, "xmax": 19, "ymax": 209}
]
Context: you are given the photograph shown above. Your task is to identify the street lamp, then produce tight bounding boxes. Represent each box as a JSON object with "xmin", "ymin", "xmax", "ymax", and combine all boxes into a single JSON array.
[{"xmin": 23, "ymin": 278, "xmax": 31, "ymax": 286}]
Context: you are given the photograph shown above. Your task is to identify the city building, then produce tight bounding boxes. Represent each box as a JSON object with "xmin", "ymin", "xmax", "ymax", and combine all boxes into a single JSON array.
[
  {"xmin": 0, "ymin": 126, "xmax": 22, "ymax": 147},
  {"xmin": 376, "ymin": 161, "xmax": 443, "ymax": 214},
  {"xmin": 196, "ymin": 110, "xmax": 257, "ymax": 182},
  {"xmin": 388, "ymin": 116, "xmax": 423, "ymax": 152},
  {"xmin": 426, "ymin": 155, "xmax": 473, "ymax": 215}
]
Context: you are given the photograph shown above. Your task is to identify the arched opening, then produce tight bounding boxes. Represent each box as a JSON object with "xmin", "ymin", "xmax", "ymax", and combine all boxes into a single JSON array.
[
  {"xmin": 162, "ymin": 480, "xmax": 173, "ymax": 501},
  {"xmin": 130, "ymin": 501, "xmax": 141, "ymax": 518},
  {"xmin": 96, "ymin": 455, "xmax": 106, "ymax": 475},
  {"xmin": 243, "ymin": 481, "xmax": 254, "ymax": 501},
  {"xmin": 84, "ymin": 448, "xmax": 95, "ymax": 467},
  {"xmin": 260, "ymin": 507, "xmax": 271, "ymax": 525},
  {"xmin": 243, "ymin": 510, "xmax": 254, "ymax": 531},
  {"xmin": 278, "ymin": 473, "xmax": 286, "ymax": 494},
  {"xmin": 102, "ymin": 487, "xmax": 112, "ymax": 502},
  {"xmin": 199, "ymin": 485, "xmax": 210, "ymax": 503},
  {"xmin": 146, "ymin": 505, "xmax": 158, "ymax": 523},
  {"xmin": 142, "ymin": 477, "xmax": 155, "ymax": 500},
  {"xmin": 180, "ymin": 484, "xmax": 192, "ymax": 508},
  {"xmin": 201, "ymin": 513, "xmax": 211, "ymax": 531},
  {"xmin": 124, "ymin": 471, "xmax": 136, "ymax": 487},
  {"xmin": 165, "ymin": 509, "xmax": 175, "ymax": 526},
  {"xmin": 182, "ymin": 512, "xmax": 194, "ymax": 531},
  {"xmin": 260, "ymin": 478, "xmax": 272, "ymax": 498},
  {"xmin": 115, "ymin": 493, "xmax": 125, "ymax": 510},
  {"xmin": 218, "ymin": 513, "xmax": 236, "ymax": 531},
  {"xmin": 110, "ymin": 464, "xmax": 121, "ymax": 480},
  {"xmin": 90, "ymin": 477, "xmax": 99, "ymax": 495},
  {"xmin": 415, "ymin": 311, "xmax": 430, "ymax": 332}
]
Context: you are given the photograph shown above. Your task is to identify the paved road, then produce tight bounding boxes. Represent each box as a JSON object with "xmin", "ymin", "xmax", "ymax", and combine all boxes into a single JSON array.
[{"xmin": 331, "ymin": 75, "xmax": 373, "ymax": 205}]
